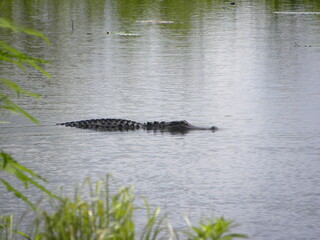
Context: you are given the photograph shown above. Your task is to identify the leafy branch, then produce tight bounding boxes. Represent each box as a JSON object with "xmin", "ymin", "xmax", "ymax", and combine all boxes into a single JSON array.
[
  {"xmin": 0, "ymin": 17, "xmax": 52, "ymax": 124},
  {"xmin": 0, "ymin": 18, "xmax": 57, "ymax": 210},
  {"xmin": 0, "ymin": 18, "xmax": 50, "ymax": 44},
  {"xmin": 0, "ymin": 152, "xmax": 60, "ymax": 210}
]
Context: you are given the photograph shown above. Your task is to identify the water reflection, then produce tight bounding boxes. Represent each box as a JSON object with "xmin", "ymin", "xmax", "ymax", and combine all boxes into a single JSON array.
[{"xmin": 1, "ymin": 1, "xmax": 320, "ymax": 240}]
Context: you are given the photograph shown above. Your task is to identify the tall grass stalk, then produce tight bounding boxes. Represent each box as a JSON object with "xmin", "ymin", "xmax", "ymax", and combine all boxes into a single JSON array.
[
  {"xmin": 0, "ymin": 215, "xmax": 31, "ymax": 240},
  {"xmin": 33, "ymin": 176, "xmax": 166, "ymax": 240},
  {"xmin": 2, "ymin": 176, "xmax": 247, "ymax": 239}
]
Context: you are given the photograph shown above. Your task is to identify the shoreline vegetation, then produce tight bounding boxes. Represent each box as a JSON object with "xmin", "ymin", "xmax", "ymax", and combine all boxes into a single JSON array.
[
  {"xmin": 0, "ymin": 18, "xmax": 247, "ymax": 240},
  {"xmin": 0, "ymin": 175, "xmax": 248, "ymax": 240}
]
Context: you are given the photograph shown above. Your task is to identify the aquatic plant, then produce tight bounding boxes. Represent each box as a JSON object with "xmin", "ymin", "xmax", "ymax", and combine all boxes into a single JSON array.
[
  {"xmin": 0, "ymin": 215, "xmax": 32, "ymax": 240},
  {"xmin": 32, "ymin": 176, "xmax": 166, "ymax": 240},
  {"xmin": 184, "ymin": 217, "xmax": 248, "ymax": 240},
  {"xmin": 29, "ymin": 176, "xmax": 247, "ymax": 240}
]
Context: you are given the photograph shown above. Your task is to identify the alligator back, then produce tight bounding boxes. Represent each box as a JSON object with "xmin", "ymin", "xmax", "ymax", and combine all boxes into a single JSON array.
[
  {"xmin": 57, "ymin": 118, "xmax": 143, "ymax": 131},
  {"xmin": 57, "ymin": 118, "xmax": 218, "ymax": 133}
]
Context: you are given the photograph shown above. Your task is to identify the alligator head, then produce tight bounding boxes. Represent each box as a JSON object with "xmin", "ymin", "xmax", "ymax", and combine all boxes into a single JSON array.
[{"xmin": 163, "ymin": 120, "xmax": 219, "ymax": 133}]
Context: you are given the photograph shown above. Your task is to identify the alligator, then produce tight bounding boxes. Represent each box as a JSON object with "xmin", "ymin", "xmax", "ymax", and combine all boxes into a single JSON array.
[{"xmin": 57, "ymin": 118, "xmax": 218, "ymax": 134}]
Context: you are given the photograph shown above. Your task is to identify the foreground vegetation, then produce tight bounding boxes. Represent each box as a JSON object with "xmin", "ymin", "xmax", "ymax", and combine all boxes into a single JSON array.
[
  {"xmin": 1, "ymin": 176, "xmax": 248, "ymax": 240},
  {"xmin": 0, "ymin": 16, "xmax": 55, "ymax": 210}
]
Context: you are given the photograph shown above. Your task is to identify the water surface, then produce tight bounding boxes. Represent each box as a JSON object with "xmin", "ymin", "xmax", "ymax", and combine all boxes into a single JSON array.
[{"xmin": 1, "ymin": 1, "xmax": 320, "ymax": 239}]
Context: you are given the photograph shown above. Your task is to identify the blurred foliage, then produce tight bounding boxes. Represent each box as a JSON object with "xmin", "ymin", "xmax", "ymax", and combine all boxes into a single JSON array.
[
  {"xmin": 0, "ymin": 176, "xmax": 245, "ymax": 240},
  {"xmin": 0, "ymin": 152, "xmax": 59, "ymax": 211},
  {"xmin": 0, "ymin": 17, "xmax": 55, "ymax": 211},
  {"xmin": 0, "ymin": 17, "xmax": 51, "ymax": 124}
]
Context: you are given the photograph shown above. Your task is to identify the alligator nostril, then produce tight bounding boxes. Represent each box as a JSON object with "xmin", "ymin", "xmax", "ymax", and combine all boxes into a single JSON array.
[{"xmin": 211, "ymin": 126, "xmax": 219, "ymax": 131}]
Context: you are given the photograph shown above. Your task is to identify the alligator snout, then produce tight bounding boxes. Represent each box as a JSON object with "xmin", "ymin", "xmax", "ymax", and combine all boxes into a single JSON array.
[{"xmin": 210, "ymin": 126, "xmax": 219, "ymax": 131}]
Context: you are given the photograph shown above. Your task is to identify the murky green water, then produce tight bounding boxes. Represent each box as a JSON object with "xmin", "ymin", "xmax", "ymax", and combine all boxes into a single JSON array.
[{"xmin": 1, "ymin": 1, "xmax": 320, "ymax": 239}]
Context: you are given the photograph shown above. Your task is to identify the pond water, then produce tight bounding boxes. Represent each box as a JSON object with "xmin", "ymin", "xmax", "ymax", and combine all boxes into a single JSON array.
[{"xmin": 1, "ymin": 1, "xmax": 320, "ymax": 239}]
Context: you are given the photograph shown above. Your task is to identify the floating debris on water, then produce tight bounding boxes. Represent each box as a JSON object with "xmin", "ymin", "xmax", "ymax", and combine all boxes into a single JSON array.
[
  {"xmin": 294, "ymin": 42, "xmax": 320, "ymax": 48},
  {"xmin": 136, "ymin": 20, "xmax": 174, "ymax": 24},
  {"xmin": 106, "ymin": 31, "xmax": 141, "ymax": 37},
  {"xmin": 274, "ymin": 12, "xmax": 320, "ymax": 15}
]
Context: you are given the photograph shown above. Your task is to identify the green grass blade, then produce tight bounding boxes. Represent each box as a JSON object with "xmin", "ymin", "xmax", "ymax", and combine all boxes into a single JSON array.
[
  {"xmin": 0, "ymin": 18, "xmax": 50, "ymax": 45},
  {"xmin": 0, "ymin": 178, "xmax": 36, "ymax": 210},
  {"xmin": 20, "ymin": 27, "xmax": 50, "ymax": 45},
  {"xmin": 0, "ymin": 18, "xmax": 15, "ymax": 29},
  {"xmin": 14, "ymin": 230, "xmax": 32, "ymax": 240},
  {"xmin": 1, "ymin": 152, "xmax": 60, "ymax": 201},
  {"xmin": 0, "ymin": 54, "xmax": 25, "ymax": 68},
  {"xmin": 1, "ymin": 152, "xmax": 45, "ymax": 181},
  {"xmin": 0, "ymin": 95, "xmax": 39, "ymax": 124},
  {"xmin": 0, "ymin": 78, "xmax": 41, "ymax": 98},
  {"xmin": 0, "ymin": 40, "xmax": 22, "ymax": 55},
  {"xmin": 27, "ymin": 60, "xmax": 52, "ymax": 79},
  {"xmin": 14, "ymin": 170, "xmax": 60, "ymax": 200}
]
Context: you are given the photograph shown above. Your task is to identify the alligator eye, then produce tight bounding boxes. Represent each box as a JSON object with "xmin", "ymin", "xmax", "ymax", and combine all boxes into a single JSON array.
[{"xmin": 183, "ymin": 120, "xmax": 189, "ymax": 125}]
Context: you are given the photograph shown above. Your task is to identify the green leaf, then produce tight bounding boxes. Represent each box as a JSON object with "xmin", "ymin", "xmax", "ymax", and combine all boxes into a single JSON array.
[
  {"xmin": 20, "ymin": 27, "xmax": 50, "ymax": 45},
  {"xmin": 14, "ymin": 230, "xmax": 32, "ymax": 240},
  {"xmin": 0, "ymin": 152, "xmax": 45, "ymax": 182},
  {"xmin": 0, "ymin": 78, "xmax": 41, "ymax": 98},
  {"xmin": 0, "ymin": 53, "xmax": 25, "ymax": 68},
  {"xmin": 0, "ymin": 41, "xmax": 50, "ymax": 64},
  {"xmin": 0, "ymin": 18, "xmax": 17, "ymax": 30},
  {"xmin": 0, "ymin": 178, "xmax": 36, "ymax": 210},
  {"xmin": 28, "ymin": 60, "xmax": 52, "ymax": 79},
  {"xmin": 0, "ymin": 94, "xmax": 39, "ymax": 124},
  {"xmin": 0, "ymin": 18, "xmax": 50, "ymax": 45},
  {"xmin": 0, "ymin": 214, "xmax": 33, "ymax": 240},
  {"xmin": 0, "ymin": 152, "xmax": 60, "ymax": 202},
  {"xmin": 15, "ymin": 169, "xmax": 59, "ymax": 199}
]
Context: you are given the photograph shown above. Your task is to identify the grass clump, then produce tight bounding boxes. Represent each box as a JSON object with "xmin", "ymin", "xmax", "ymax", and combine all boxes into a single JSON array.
[
  {"xmin": 30, "ymin": 176, "xmax": 246, "ymax": 240},
  {"xmin": 32, "ymin": 176, "xmax": 166, "ymax": 240},
  {"xmin": 184, "ymin": 217, "xmax": 248, "ymax": 240},
  {"xmin": 1, "ymin": 175, "xmax": 247, "ymax": 240}
]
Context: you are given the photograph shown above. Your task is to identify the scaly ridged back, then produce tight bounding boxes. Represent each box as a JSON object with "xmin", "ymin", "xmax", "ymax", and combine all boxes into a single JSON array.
[{"xmin": 58, "ymin": 118, "xmax": 142, "ymax": 131}]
